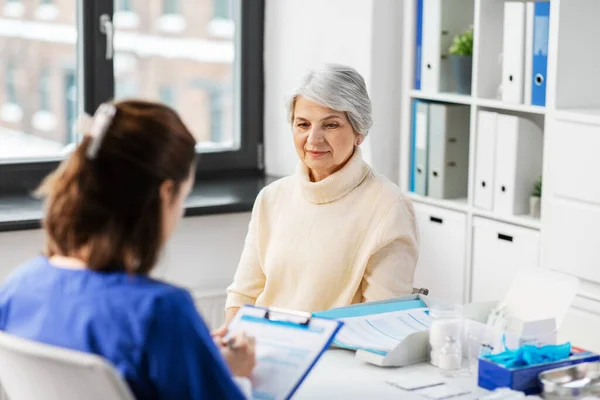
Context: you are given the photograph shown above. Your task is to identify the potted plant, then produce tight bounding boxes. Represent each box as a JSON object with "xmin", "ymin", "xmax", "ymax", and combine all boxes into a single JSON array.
[
  {"xmin": 530, "ymin": 176, "xmax": 542, "ymax": 218},
  {"xmin": 449, "ymin": 27, "xmax": 473, "ymax": 95}
]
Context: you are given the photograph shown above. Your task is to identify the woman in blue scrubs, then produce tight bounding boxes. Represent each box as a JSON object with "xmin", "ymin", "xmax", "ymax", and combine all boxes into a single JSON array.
[{"xmin": 0, "ymin": 100, "xmax": 254, "ymax": 399}]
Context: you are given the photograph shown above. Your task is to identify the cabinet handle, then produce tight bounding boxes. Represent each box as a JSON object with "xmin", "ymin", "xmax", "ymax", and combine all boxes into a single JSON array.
[
  {"xmin": 430, "ymin": 216, "xmax": 443, "ymax": 224},
  {"xmin": 498, "ymin": 233, "xmax": 513, "ymax": 242}
]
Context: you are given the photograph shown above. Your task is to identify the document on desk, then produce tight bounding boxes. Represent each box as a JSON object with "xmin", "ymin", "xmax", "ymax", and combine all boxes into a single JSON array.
[
  {"xmin": 333, "ymin": 307, "xmax": 434, "ymax": 354},
  {"xmin": 225, "ymin": 306, "xmax": 343, "ymax": 400}
]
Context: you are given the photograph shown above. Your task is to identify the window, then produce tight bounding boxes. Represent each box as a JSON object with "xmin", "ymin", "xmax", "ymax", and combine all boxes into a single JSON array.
[
  {"xmin": 163, "ymin": 0, "xmax": 179, "ymax": 15},
  {"xmin": 209, "ymin": 88, "xmax": 224, "ymax": 142},
  {"xmin": 38, "ymin": 68, "xmax": 51, "ymax": 111},
  {"xmin": 214, "ymin": 0, "xmax": 232, "ymax": 20},
  {"xmin": 159, "ymin": 86, "xmax": 176, "ymax": 108},
  {"xmin": 117, "ymin": 0, "xmax": 132, "ymax": 11},
  {"xmin": 64, "ymin": 70, "xmax": 77, "ymax": 144},
  {"xmin": 0, "ymin": 1, "xmax": 264, "ymax": 194},
  {"xmin": 4, "ymin": 62, "xmax": 17, "ymax": 104}
]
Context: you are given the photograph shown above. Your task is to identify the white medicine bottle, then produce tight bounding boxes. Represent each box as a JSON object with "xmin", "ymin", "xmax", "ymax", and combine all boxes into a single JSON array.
[
  {"xmin": 429, "ymin": 304, "xmax": 462, "ymax": 368},
  {"xmin": 439, "ymin": 336, "xmax": 462, "ymax": 376}
]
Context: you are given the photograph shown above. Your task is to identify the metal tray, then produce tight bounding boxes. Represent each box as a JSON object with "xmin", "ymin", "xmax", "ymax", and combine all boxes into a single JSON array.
[{"xmin": 539, "ymin": 361, "xmax": 600, "ymax": 399}]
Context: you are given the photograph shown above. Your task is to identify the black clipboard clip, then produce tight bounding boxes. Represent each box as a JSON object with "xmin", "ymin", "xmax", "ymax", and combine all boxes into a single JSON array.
[{"xmin": 263, "ymin": 307, "xmax": 312, "ymax": 326}]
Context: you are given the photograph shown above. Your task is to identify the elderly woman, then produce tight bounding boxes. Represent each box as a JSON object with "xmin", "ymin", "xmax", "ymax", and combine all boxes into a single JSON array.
[{"xmin": 225, "ymin": 63, "xmax": 419, "ymax": 321}]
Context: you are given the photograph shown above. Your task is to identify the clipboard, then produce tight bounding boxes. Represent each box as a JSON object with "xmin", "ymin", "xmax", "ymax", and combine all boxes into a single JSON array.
[{"xmin": 225, "ymin": 305, "xmax": 343, "ymax": 400}]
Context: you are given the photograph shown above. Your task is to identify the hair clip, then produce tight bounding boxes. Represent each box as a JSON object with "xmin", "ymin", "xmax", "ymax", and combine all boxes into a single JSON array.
[{"xmin": 85, "ymin": 103, "xmax": 117, "ymax": 159}]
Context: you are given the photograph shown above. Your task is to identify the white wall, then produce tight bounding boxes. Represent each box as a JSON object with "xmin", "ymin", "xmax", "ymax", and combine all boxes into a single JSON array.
[
  {"xmin": 0, "ymin": 213, "xmax": 251, "ymax": 294},
  {"xmin": 264, "ymin": 0, "xmax": 404, "ymax": 182}
]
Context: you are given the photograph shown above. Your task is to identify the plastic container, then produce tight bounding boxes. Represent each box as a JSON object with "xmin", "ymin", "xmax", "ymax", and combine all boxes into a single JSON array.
[
  {"xmin": 429, "ymin": 305, "xmax": 462, "ymax": 367},
  {"xmin": 439, "ymin": 336, "xmax": 462, "ymax": 376}
]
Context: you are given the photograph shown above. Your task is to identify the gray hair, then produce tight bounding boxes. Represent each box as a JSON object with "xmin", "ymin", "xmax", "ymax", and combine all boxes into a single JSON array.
[{"xmin": 287, "ymin": 63, "xmax": 373, "ymax": 136}]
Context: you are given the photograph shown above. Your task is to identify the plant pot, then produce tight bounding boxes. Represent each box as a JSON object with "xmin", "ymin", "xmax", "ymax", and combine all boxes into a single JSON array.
[
  {"xmin": 450, "ymin": 55, "xmax": 472, "ymax": 95},
  {"xmin": 529, "ymin": 196, "xmax": 541, "ymax": 218}
]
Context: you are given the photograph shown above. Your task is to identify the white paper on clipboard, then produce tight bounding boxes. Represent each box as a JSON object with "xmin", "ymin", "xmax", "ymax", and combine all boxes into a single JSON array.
[{"xmin": 225, "ymin": 306, "xmax": 343, "ymax": 400}]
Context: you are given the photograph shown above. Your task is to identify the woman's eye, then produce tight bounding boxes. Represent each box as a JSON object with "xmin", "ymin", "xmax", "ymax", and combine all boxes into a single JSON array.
[
  {"xmin": 326, "ymin": 123, "xmax": 339, "ymax": 129},
  {"xmin": 296, "ymin": 122, "xmax": 309, "ymax": 128}
]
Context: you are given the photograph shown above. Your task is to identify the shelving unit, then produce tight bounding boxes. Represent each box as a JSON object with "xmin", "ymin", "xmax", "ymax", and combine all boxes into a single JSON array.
[
  {"xmin": 410, "ymin": 90, "xmax": 547, "ymax": 114},
  {"xmin": 406, "ymin": 192, "xmax": 469, "ymax": 213},
  {"xmin": 399, "ymin": 0, "xmax": 600, "ymax": 353},
  {"xmin": 555, "ymin": 109, "xmax": 600, "ymax": 125},
  {"xmin": 409, "ymin": 90, "xmax": 473, "ymax": 105},
  {"xmin": 476, "ymin": 98, "xmax": 546, "ymax": 115}
]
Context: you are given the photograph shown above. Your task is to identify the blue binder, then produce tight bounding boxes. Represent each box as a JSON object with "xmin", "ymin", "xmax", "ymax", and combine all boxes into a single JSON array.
[
  {"xmin": 414, "ymin": 0, "xmax": 424, "ymax": 90},
  {"xmin": 531, "ymin": 1, "xmax": 550, "ymax": 107},
  {"xmin": 313, "ymin": 298, "xmax": 427, "ymax": 320},
  {"xmin": 409, "ymin": 100, "xmax": 418, "ymax": 192}
]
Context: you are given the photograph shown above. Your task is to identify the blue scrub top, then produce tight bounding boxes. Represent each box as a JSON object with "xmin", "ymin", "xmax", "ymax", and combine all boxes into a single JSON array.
[{"xmin": 0, "ymin": 256, "xmax": 246, "ymax": 400}]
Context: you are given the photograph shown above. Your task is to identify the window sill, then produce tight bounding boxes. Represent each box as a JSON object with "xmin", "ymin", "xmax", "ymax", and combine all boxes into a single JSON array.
[
  {"xmin": 208, "ymin": 18, "xmax": 234, "ymax": 39},
  {"xmin": 1, "ymin": 103, "xmax": 23, "ymax": 123},
  {"xmin": 34, "ymin": 4, "xmax": 60, "ymax": 21},
  {"xmin": 114, "ymin": 11, "xmax": 140, "ymax": 29},
  {"xmin": 3, "ymin": 2, "xmax": 25, "ymax": 18},
  {"xmin": 31, "ymin": 111, "xmax": 58, "ymax": 132},
  {"xmin": 156, "ymin": 14, "xmax": 186, "ymax": 34},
  {"xmin": 0, "ymin": 174, "xmax": 274, "ymax": 233}
]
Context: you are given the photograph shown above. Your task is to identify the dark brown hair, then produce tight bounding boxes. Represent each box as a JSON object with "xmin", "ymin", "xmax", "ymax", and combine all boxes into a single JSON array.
[{"xmin": 37, "ymin": 100, "xmax": 197, "ymax": 274}]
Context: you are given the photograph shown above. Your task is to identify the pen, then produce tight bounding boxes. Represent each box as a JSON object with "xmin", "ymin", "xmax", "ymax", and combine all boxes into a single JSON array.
[{"xmin": 227, "ymin": 337, "xmax": 237, "ymax": 350}]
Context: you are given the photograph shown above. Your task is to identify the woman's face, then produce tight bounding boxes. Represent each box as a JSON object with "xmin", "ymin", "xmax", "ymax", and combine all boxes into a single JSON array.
[
  {"xmin": 160, "ymin": 167, "xmax": 195, "ymax": 244},
  {"xmin": 292, "ymin": 96, "xmax": 363, "ymax": 182}
]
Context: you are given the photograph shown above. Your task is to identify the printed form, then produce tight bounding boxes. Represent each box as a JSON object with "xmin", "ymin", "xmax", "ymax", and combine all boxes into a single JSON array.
[
  {"xmin": 333, "ymin": 308, "xmax": 434, "ymax": 354},
  {"xmin": 226, "ymin": 306, "xmax": 342, "ymax": 400}
]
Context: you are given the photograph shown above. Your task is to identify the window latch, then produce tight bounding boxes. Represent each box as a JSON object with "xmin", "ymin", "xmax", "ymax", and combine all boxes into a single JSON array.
[{"xmin": 99, "ymin": 14, "xmax": 114, "ymax": 60}]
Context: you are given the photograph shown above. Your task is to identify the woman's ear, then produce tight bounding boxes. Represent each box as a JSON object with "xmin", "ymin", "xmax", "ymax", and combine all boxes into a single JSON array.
[
  {"xmin": 159, "ymin": 179, "xmax": 176, "ymax": 206},
  {"xmin": 355, "ymin": 135, "xmax": 364, "ymax": 146}
]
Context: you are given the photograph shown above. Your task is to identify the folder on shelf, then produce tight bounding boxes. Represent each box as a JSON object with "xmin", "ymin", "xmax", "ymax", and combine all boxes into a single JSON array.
[
  {"xmin": 501, "ymin": 1, "xmax": 527, "ymax": 104},
  {"xmin": 414, "ymin": 0, "xmax": 424, "ymax": 90},
  {"xmin": 524, "ymin": 2, "xmax": 534, "ymax": 105},
  {"xmin": 412, "ymin": 100, "xmax": 430, "ymax": 195},
  {"xmin": 420, "ymin": 0, "xmax": 474, "ymax": 93},
  {"xmin": 531, "ymin": 1, "xmax": 550, "ymax": 107},
  {"xmin": 493, "ymin": 114, "xmax": 543, "ymax": 215},
  {"xmin": 313, "ymin": 294, "xmax": 445, "ymax": 367},
  {"xmin": 474, "ymin": 111, "xmax": 498, "ymax": 211},
  {"xmin": 427, "ymin": 104, "xmax": 470, "ymax": 199}
]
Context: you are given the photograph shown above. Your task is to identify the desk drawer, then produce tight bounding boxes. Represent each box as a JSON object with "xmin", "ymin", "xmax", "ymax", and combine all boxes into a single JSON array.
[
  {"xmin": 413, "ymin": 203, "xmax": 467, "ymax": 304},
  {"xmin": 472, "ymin": 217, "xmax": 540, "ymax": 303},
  {"xmin": 544, "ymin": 198, "xmax": 600, "ymax": 284},
  {"xmin": 551, "ymin": 120, "xmax": 600, "ymax": 205}
]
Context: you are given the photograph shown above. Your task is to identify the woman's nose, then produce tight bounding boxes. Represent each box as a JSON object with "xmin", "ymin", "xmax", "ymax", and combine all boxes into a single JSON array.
[{"xmin": 307, "ymin": 127, "xmax": 324, "ymax": 144}]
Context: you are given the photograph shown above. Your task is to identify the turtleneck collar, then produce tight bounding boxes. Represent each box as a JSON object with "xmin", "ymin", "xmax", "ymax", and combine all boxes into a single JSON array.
[{"xmin": 296, "ymin": 147, "xmax": 371, "ymax": 204}]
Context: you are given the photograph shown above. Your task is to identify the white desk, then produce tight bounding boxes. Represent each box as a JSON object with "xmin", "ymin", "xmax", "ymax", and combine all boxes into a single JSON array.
[{"xmin": 295, "ymin": 349, "xmax": 488, "ymax": 399}]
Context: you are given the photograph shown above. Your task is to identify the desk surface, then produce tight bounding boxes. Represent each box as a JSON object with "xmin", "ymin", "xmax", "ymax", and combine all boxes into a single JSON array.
[{"xmin": 295, "ymin": 349, "xmax": 488, "ymax": 399}]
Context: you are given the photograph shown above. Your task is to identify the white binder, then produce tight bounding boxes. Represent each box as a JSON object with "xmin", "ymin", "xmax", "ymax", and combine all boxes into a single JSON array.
[
  {"xmin": 501, "ymin": 1, "xmax": 527, "ymax": 103},
  {"xmin": 414, "ymin": 101, "xmax": 430, "ymax": 196},
  {"xmin": 427, "ymin": 104, "xmax": 470, "ymax": 199},
  {"xmin": 421, "ymin": 0, "xmax": 474, "ymax": 93},
  {"xmin": 474, "ymin": 111, "xmax": 498, "ymax": 211},
  {"xmin": 493, "ymin": 114, "xmax": 543, "ymax": 215},
  {"xmin": 523, "ymin": 2, "xmax": 535, "ymax": 105}
]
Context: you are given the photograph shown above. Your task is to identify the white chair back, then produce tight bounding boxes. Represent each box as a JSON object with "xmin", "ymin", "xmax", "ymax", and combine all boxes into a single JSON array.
[{"xmin": 0, "ymin": 331, "xmax": 135, "ymax": 400}]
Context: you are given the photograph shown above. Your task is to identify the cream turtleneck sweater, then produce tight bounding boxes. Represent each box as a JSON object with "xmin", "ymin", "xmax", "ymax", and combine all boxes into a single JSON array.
[{"xmin": 226, "ymin": 149, "xmax": 419, "ymax": 313}]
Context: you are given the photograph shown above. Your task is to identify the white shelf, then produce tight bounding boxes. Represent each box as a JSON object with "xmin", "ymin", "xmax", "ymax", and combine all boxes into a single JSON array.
[
  {"xmin": 409, "ymin": 90, "xmax": 473, "ymax": 105},
  {"xmin": 407, "ymin": 192, "xmax": 542, "ymax": 230},
  {"xmin": 471, "ymin": 208, "xmax": 542, "ymax": 231},
  {"xmin": 406, "ymin": 192, "xmax": 469, "ymax": 213},
  {"xmin": 476, "ymin": 98, "xmax": 546, "ymax": 115},
  {"xmin": 555, "ymin": 108, "xmax": 600, "ymax": 126}
]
